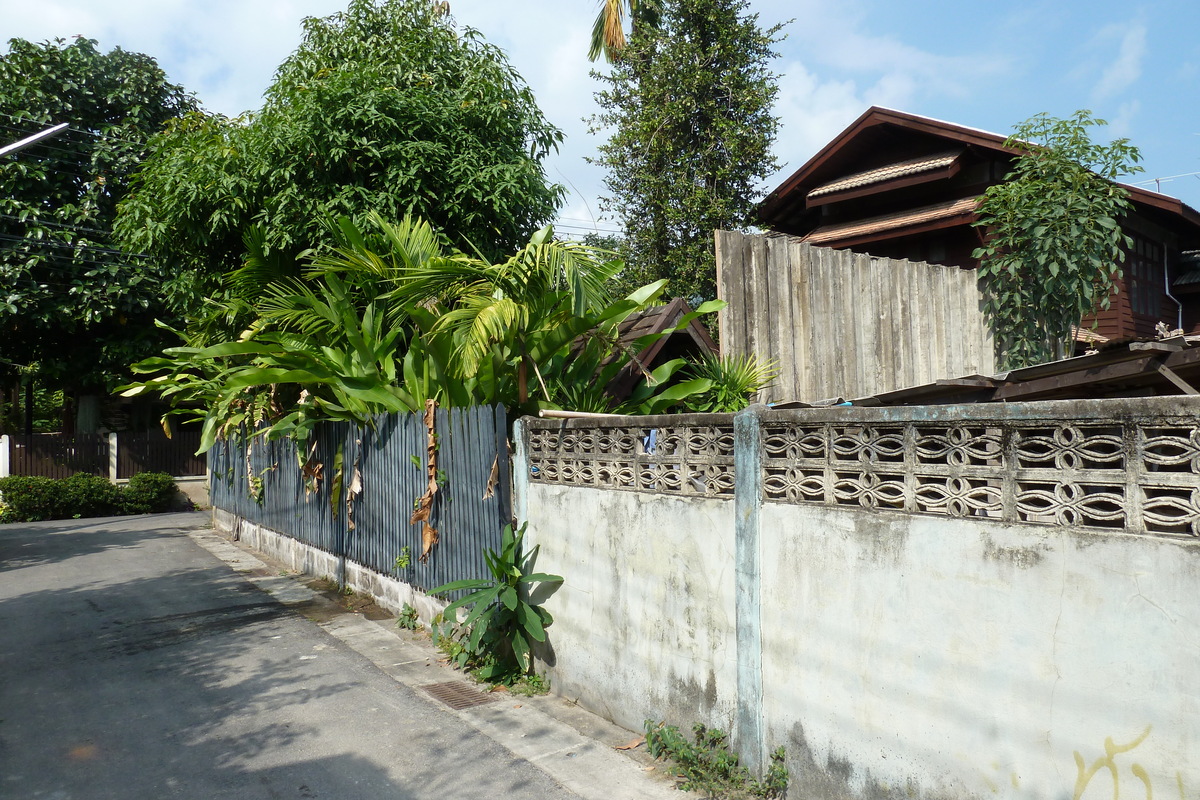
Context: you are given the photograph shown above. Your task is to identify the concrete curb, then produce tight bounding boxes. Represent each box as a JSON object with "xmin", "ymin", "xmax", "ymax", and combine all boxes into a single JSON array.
[{"xmin": 187, "ymin": 524, "xmax": 693, "ymax": 800}]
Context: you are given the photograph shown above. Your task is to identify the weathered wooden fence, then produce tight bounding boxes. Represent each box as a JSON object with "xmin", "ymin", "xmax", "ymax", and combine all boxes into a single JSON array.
[
  {"xmin": 208, "ymin": 404, "xmax": 510, "ymax": 593},
  {"xmin": 716, "ymin": 230, "xmax": 995, "ymax": 403}
]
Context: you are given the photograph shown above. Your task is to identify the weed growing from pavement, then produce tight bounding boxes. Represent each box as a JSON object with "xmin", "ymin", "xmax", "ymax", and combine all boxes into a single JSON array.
[
  {"xmin": 645, "ymin": 721, "xmax": 788, "ymax": 798},
  {"xmin": 432, "ymin": 632, "xmax": 549, "ymax": 695},
  {"xmin": 396, "ymin": 603, "xmax": 420, "ymax": 630}
]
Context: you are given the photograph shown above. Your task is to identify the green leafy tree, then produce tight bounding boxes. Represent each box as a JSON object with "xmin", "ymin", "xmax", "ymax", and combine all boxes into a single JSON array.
[
  {"xmin": 972, "ymin": 110, "xmax": 1143, "ymax": 369},
  {"xmin": 0, "ymin": 37, "xmax": 199, "ymax": 412},
  {"xmin": 589, "ymin": 0, "xmax": 783, "ymax": 306},
  {"xmin": 116, "ymin": 0, "xmax": 565, "ymax": 309}
]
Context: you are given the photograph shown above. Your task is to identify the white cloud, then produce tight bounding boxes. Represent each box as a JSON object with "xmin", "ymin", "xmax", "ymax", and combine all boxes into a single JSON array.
[
  {"xmin": 2, "ymin": 0, "xmax": 345, "ymax": 115},
  {"xmin": 771, "ymin": 62, "xmax": 864, "ymax": 177},
  {"xmin": 1108, "ymin": 99, "xmax": 1141, "ymax": 139},
  {"xmin": 1091, "ymin": 22, "xmax": 1147, "ymax": 100}
]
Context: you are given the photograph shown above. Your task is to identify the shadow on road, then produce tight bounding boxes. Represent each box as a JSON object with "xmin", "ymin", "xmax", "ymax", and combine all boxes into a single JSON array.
[{"xmin": 0, "ymin": 520, "xmax": 561, "ymax": 799}]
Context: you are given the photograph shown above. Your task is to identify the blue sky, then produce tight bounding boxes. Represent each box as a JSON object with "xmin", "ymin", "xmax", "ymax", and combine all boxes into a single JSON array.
[{"xmin": 6, "ymin": 0, "xmax": 1199, "ymax": 237}]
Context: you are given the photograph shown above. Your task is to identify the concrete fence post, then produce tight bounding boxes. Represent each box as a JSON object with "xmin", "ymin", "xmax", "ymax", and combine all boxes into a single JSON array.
[
  {"xmin": 734, "ymin": 404, "xmax": 766, "ymax": 775},
  {"xmin": 511, "ymin": 417, "xmax": 530, "ymax": 525},
  {"xmin": 108, "ymin": 432, "xmax": 119, "ymax": 483},
  {"xmin": 0, "ymin": 434, "xmax": 9, "ymax": 478}
]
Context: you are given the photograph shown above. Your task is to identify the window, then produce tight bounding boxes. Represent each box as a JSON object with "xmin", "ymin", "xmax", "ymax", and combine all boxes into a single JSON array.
[{"xmin": 1128, "ymin": 234, "xmax": 1163, "ymax": 317}]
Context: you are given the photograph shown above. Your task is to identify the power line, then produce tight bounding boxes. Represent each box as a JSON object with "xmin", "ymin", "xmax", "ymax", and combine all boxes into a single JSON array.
[
  {"xmin": 0, "ymin": 233, "xmax": 151, "ymax": 261},
  {"xmin": 1129, "ymin": 171, "xmax": 1200, "ymax": 192},
  {"xmin": 0, "ymin": 214, "xmax": 116, "ymax": 238},
  {"xmin": 0, "ymin": 111, "xmax": 150, "ymax": 148}
]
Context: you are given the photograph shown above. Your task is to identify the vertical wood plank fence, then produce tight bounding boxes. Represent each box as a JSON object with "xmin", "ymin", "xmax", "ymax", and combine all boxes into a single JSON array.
[
  {"xmin": 116, "ymin": 431, "xmax": 205, "ymax": 479},
  {"xmin": 1, "ymin": 432, "xmax": 206, "ymax": 480},
  {"xmin": 208, "ymin": 404, "xmax": 511, "ymax": 594},
  {"xmin": 4, "ymin": 434, "xmax": 108, "ymax": 479},
  {"xmin": 716, "ymin": 230, "xmax": 995, "ymax": 403}
]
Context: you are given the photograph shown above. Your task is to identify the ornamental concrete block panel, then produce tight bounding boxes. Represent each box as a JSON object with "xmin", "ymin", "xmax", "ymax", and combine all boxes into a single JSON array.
[{"xmin": 516, "ymin": 397, "xmax": 1200, "ymax": 800}]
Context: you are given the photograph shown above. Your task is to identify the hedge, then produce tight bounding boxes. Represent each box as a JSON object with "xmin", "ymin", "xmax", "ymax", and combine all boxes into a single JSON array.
[{"xmin": 0, "ymin": 472, "xmax": 179, "ymax": 523}]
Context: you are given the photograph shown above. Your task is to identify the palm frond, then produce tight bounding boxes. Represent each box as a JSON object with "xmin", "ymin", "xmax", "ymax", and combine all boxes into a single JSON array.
[{"xmin": 589, "ymin": 0, "xmax": 627, "ymax": 62}]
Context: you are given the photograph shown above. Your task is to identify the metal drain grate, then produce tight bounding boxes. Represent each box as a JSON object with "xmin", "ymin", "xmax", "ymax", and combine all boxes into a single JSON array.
[{"xmin": 422, "ymin": 681, "xmax": 499, "ymax": 710}]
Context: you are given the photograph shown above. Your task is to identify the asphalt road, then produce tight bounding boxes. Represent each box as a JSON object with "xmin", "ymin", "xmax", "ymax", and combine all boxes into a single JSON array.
[{"xmin": 0, "ymin": 512, "xmax": 582, "ymax": 800}]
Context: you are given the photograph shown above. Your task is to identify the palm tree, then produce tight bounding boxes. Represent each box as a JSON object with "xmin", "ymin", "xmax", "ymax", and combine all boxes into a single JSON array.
[{"xmin": 588, "ymin": 0, "xmax": 662, "ymax": 62}]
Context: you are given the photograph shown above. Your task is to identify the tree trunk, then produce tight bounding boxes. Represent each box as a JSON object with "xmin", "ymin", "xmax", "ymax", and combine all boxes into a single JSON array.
[{"xmin": 76, "ymin": 394, "xmax": 101, "ymax": 435}]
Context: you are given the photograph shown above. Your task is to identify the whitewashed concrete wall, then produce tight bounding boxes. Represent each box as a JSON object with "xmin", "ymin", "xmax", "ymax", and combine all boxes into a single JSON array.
[
  {"xmin": 520, "ymin": 474, "xmax": 1200, "ymax": 800},
  {"xmin": 716, "ymin": 230, "xmax": 995, "ymax": 403},
  {"xmin": 757, "ymin": 504, "xmax": 1200, "ymax": 800},
  {"xmin": 522, "ymin": 483, "xmax": 740, "ymax": 735}
]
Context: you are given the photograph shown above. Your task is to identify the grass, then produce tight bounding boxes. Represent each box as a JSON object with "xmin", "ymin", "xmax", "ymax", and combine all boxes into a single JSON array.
[{"xmin": 645, "ymin": 721, "xmax": 788, "ymax": 799}]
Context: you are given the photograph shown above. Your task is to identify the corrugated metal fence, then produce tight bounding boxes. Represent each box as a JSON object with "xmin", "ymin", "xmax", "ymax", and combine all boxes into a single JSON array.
[
  {"xmin": 716, "ymin": 230, "xmax": 995, "ymax": 403},
  {"xmin": 209, "ymin": 404, "xmax": 510, "ymax": 593}
]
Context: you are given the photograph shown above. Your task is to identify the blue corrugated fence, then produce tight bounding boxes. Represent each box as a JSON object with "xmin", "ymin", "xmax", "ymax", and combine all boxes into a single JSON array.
[{"xmin": 209, "ymin": 404, "xmax": 510, "ymax": 593}]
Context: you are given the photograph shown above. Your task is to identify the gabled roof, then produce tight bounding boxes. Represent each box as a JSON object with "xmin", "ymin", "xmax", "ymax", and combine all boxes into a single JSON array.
[
  {"xmin": 759, "ymin": 106, "xmax": 1200, "ymax": 232},
  {"xmin": 593, "ymin": 298, "xmax": 719, "ymax": 401}
]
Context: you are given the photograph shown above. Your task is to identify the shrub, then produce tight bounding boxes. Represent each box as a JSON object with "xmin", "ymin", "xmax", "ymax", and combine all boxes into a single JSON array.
[
  {"xmin": 121, "ymin": 472, "xmax": 177, "ymax": 514},
  {"xmin": 0, "ymin": 471, "xmax": 178, "ymax": 523},
  {"xmin": 0, "ymin": 475, "xmax": 63, "ymax": 522},
  {"xmin": 59, "ymin": 473, "xmax": 122, "ymax": 518}
]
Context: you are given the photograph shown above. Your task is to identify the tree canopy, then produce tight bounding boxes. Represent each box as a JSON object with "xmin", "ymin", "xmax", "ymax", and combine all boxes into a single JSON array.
[
  {"xmin": 122, "ymin": 215, "xmax": 725, "ymax": 451},
  {"xmin": 115, "ymin": 0, "xmax": 566, "ymax": 309},
  {"xmin": 0, "ymin": 36, "xmax": 199, "ymax": 396},
  {"xmin": 589, "ymin": 0, "xmax": 783, "ymax": 307},
  {"xmin": 972, "ymin": 110, "xmax": 1143, "ymax": 369}
]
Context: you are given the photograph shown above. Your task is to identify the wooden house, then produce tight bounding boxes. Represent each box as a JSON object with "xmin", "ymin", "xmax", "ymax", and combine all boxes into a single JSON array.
[{"xmin": 756, "ymin": 107, "xmax": 1200, "ymax": 342}]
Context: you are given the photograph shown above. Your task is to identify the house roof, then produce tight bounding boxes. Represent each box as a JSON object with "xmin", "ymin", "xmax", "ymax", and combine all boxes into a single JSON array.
[
  {"xmin": 601, "ymin": 297, "xmax": 719, "ymax": 400},
  {"xmin": 802, "ymin": 197, "xmax": 978, "ymax": 246},
  {"xmin": 807, "ymin": 151, "xmax": 962, "ymax": 199},
  {"xmin": 758, "ymin": 106, "xmax": 1200, "ymax": 233}
]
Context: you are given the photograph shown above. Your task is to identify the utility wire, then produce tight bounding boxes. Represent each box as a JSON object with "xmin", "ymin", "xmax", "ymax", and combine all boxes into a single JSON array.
[
  {"xmin": 0, "ymin": 234, "xmax": 152, "ymax": 261},
  {"xmin": 0, "ymin": 214, "xmax": 116, "ymax": 238}
]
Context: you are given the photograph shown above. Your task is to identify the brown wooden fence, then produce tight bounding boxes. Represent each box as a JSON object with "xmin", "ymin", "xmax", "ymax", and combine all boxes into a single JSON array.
[
  {"xmin": 6, "ymin": 434, "xmax": 108, "ymax": 479},
  {"xmin": 2, "ymin": 431, "xmax": 205, "ymax": 480},
  {"xmin": 115, "ymin": 431, "xmax": 205, "ymax": 479}
]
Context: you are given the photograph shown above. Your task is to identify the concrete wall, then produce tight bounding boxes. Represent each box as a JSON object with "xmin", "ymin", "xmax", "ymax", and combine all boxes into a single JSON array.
[
  {"xmin": 758, "ymin": 504, "xmax": 1200, "ymax": 800},
  {"xmin": 524, "ymin": 484, "xmax": 740, "ymax": 735},
  {"xmin": 521, "ymin": 466, "xmax": 1200, "ymax": 800},
  {"xmin": 211, "ymin": 508, "xmax": 447, "ymax": 626}
]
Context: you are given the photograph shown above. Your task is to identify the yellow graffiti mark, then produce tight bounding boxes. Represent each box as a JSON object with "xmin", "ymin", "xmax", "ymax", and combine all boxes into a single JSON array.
[
  {"xmin": 1073, "ymin": 726, "xmax": 1152, "ymax": 800},
  {"xmin": 1131, "ymin": 765, "xmax": 1153, "ymax": 799}
]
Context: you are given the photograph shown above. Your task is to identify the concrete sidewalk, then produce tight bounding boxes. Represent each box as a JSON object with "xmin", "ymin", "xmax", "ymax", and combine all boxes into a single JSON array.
[
  {"xmin": 0, "ymin": 511, "xmax": 686, "ymax": 800},
  {"xmin": 188, "ymin": 515, "xmax": 689, "ymax": 800}
]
